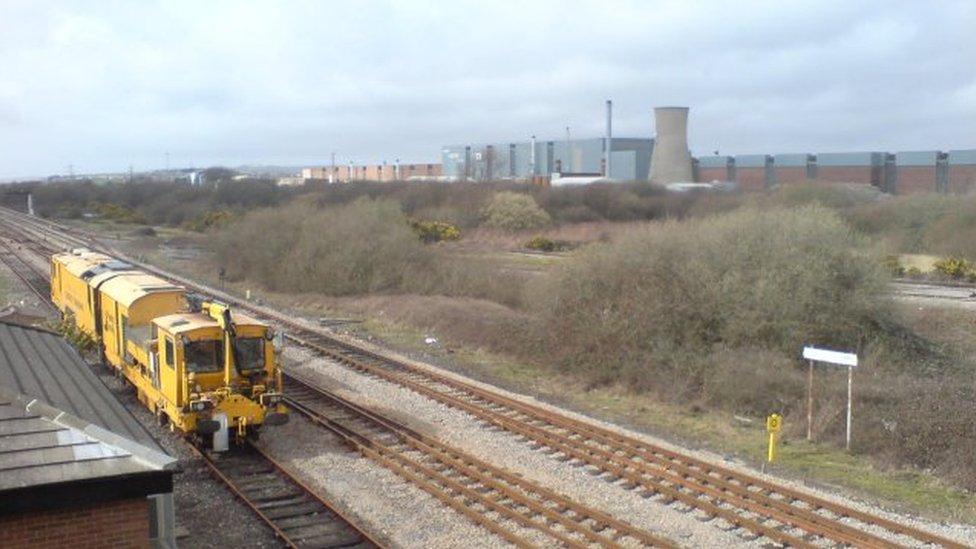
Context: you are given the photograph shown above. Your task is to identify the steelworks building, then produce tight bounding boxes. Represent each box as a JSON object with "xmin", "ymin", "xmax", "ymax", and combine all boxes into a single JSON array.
[{"xmin": 441, "ymin": 137, "xmax": 654, "ymax": 182}]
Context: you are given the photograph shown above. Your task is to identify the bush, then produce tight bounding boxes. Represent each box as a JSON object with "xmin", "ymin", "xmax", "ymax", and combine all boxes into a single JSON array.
[
  {"xmin": 481, "ymin": 192, "xmax": 551, "ymax": 231},
  {"xmin": 525, "ymin": 236, "xmax": 557, "ymax": 252},
  {"xmin": 532, "ymin": 205, "xmax": 889, "ymax": 390},
  {"xmin": 214, "ymin": 198, "xmax": 433, "ymax": 295},
  {"xmin": 883, "ymin": 255, "xmax": 905, "ymax": 276},
  {"xmin": 933, "ymin": 257, "xmax": 972, "ymax": 279},
  {"xmin": 409, "ymin": 219, "xmax": 461, "ymax": 243},
  {"xmin": 184, "ymin": 210, "xmax": 233, "ymax": 232}
]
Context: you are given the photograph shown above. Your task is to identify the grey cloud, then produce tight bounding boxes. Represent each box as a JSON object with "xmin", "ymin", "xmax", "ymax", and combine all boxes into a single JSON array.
[{"xmin": 0, "ymin": 0, "xmax": 973, "ymax": 178}]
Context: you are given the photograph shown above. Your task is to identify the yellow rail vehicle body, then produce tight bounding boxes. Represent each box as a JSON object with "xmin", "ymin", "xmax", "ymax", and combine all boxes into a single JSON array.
[
  {"xmin": 153, "ymin": 307, "xmax": 285, "ymax": 435},
  {"xmin": 49, "ymin": 250, "xmax": 286, "ymax": 445},
  {"xmin": 50, "ymin": 249, "xmax": 120, "ymax": 335}
]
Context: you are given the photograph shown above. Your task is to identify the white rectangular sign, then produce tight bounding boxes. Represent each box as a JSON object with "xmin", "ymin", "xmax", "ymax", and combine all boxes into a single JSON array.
[{"xmin": 803, "ymin": 346, "xmax": 858, "ymax": 367}]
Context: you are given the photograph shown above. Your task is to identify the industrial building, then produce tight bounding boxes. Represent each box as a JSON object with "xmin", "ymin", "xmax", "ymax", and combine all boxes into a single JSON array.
[
  {"xmin": 0, "ymin": 320, "xmax": 177, "ymax": 548},
  {"xmin": 694, "ymin": 149, "xmax": 976, "ymax": 194},
  {"xmin": 302, "ymin": 162, "xmax": 442, "ymax": 182},
  {"xmin": 441, "ymin": 105, "xmax": 976, "ymax": 194},
  {"xmin": 441, "ymin": 137, "xmax": 654, "ymax": 182}
]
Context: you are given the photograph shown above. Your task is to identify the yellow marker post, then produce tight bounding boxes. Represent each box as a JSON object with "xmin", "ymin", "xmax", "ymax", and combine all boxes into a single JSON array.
[{"xmin": 766, "ymin": 414, "xmax": 782, "ymax": 463}]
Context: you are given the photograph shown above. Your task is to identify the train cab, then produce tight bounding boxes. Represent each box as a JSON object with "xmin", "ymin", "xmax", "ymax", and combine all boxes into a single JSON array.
[{"xmin": 150, "ymin": 301, "xmax": 287, "ymax": 447}]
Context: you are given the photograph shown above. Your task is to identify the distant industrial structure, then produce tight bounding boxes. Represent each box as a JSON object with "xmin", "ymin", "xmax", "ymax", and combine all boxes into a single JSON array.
[
  {"xmin": 648, "ymin": 107, "xmax": 693, "ymax": 184},
  {"xmin": 440, "ymin": 105, "xmax": 976, "ymax": 193},
  {"xmin": 441, "ymin": 137, "xmax": 654, "ymax": 182},
  {"xmin": 695, "ymin": 149, "xmax": 976, "ymax": 194},
  {"xmin": 302, "ymin": 162, "xmax": 442, "ymax": 183}
]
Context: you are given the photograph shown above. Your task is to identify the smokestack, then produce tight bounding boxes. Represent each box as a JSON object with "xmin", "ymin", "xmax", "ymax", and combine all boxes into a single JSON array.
[
  {"xmin": 529, "ymin": 135, "xmax": 537, "ymax": 176},
  {"xmin": 604, "ymin": 100, "xmax": 613, "ymax": 178},
  {"xmin": 648, "ymin": 106, "xmax": 693, "ymax": 184}
]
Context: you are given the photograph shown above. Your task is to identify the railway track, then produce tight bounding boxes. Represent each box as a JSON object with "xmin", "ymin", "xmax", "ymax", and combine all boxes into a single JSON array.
[
  {"xmin": 190, "ymin": 441, "xmax": 378, "ymax": 549},
  {"xmin": 0, "ymin": 215, "xmax": 380, "ymax": 549},
  {"xmin": 0, "ymin": 207, "xmax": 970, "ymax": 548},
  {"xmin": 0, "ymin": 235, "xmax": 55, "ymax": 312},
  {"xmin": 284, "ymin": 370, "xmax": 676, "ymax": 549}
]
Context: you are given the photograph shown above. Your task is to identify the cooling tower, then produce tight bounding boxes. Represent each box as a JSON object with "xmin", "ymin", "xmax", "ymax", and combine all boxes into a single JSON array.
[{"xmin": 648, "ymin": 107, "xmax": 693, "ymax": 184}]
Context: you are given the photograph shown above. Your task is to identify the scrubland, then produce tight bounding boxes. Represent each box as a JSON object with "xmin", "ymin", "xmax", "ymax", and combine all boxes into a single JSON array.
[{"xmin": 30, "ymin": 175, "xmax": 976, "ymax": 498}]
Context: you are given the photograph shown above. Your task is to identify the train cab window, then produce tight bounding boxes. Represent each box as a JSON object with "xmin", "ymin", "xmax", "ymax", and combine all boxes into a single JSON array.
[
  {"xmin": 236, "ymin": 338, "xmax": 265, "ymax": 372},
  {"xmin": 184, "ymin": 340, "xmax": 223, "ymax": 373},
  {"xmin": 164, "ymin": 338, "xmax": 174, "ymax": 369}
]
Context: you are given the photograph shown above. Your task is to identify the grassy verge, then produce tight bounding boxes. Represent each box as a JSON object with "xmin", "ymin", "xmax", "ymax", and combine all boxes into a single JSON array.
[
  {"xmin": 349, "ymin": 314, "xmax": 976, "ymax": 524},
  {"xmin": 70, "ymin": 218, "xmax": 976, "ymax": 523}
]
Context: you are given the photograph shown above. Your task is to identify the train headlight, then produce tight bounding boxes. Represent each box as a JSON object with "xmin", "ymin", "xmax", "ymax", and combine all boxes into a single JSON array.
[
  {"xmin": 189, "ymin": 399, "xmax": 214, "ymax": 412},
  {"xmin": 260, "ymin": 393, "xmax": 283, "ymax": 406}
]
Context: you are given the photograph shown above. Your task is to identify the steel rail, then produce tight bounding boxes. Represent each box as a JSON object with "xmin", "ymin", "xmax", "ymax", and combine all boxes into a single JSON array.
[
  {"xmin": 287, "ymin": 332, "xmax": 963, "ymax": 549},
  {"xmin": 0, "ymin": 214, "xmax": 382, "ymax": 549},
  {"xmin": 0, "ymin": 236, "xmax": 57, "ymax": 312},
  {"xmin": 1, "ymin": 207, "xmax": 968, "ymax": 548},
  {"xmin": 189, "ymin": 440, "xmax": 380, "ymax": 549},
  {"xmin": 284, "ymin": 370, "xmax": 678, "ymax": 549}
]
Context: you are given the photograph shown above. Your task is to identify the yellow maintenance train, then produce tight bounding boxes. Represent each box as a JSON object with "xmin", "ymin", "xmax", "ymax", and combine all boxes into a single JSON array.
[{"xmin": 50, "ymin": 248, "xmax": 287, "ymax": 449}]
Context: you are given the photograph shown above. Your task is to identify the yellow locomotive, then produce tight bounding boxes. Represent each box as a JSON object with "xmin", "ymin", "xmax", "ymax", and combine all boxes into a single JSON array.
[{"xmin": 51, "ymin": 248, "xmax": 287, "ymax": 449}]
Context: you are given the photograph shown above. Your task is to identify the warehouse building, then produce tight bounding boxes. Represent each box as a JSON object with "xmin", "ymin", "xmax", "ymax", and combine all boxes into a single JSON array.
[
  {"xmin": 693, "ymin": 149, "xmax": 976, "ymax": 194},
  {"xmin": 302, "ymin": 162, "xmax": 442, "ymax": 182},
  {"xmin": 441, "ymin": 137, "xmax": 654, "ymax": 182},
  {"xmin": 0, "ymin": 320, "xmax": 177, "ymax": 548}
]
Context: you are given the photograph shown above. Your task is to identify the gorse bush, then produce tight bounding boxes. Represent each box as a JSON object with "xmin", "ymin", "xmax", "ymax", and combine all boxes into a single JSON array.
[
  {"xmin": 409, "ymin": 219, "xmax": 461, "ymax": 243},
  {"xmin": 932, "ymin": 257, "xmax": 972, "ymax": 279},
  {"xmin": 533, "ymin": 205, "xmax": 889, "ymax": 389},
  {"xmin": 481, "ymin": 192, "xmax": 552, "ymax": 231}
]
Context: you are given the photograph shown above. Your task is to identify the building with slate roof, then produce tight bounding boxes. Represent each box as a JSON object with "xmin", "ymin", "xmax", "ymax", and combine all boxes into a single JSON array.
[{"xmin": 0, "ymin": 320, "xmax": 177, "ymax": 548}]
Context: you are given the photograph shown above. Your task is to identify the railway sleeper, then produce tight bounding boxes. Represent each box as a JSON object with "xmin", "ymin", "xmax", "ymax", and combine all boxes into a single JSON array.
[{"xmin": 262, "ymin": 502, "xmax": 325, "ymax": 520}]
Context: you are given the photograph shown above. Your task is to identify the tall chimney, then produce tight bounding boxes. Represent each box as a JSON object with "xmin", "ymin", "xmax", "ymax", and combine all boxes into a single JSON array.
[
  {"xmin": 648, "ymin": 106, "xmax": 693, "ymax": 184},
  {"xmin": 604, "ymin": 100, "xmax": 613, "ymax": 178}
]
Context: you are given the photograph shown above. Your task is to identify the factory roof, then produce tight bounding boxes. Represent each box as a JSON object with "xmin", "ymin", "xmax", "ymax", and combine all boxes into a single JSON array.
[
  {"xmin": 0, "ymin": 386, "xmax": 175, "ymax": 514},
  {"xmin": 0, "ymin": 320, "xmax": 163, "ymax": 451}
]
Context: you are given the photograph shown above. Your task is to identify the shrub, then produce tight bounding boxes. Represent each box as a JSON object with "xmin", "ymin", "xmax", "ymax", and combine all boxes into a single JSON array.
[
  {"xmin": 53, "ymin": 317, "xmax": 99, "ymax": 354},
  {"xmin": 409, "ymin": 219, "xmax": 461, "ymax": 243},
  {"xmin": 184, "ymin": 210, "xmax": 233, "ymax": 232},
  {"xmin": 214, "ymin": 198, "xmax": 434, "ymax": 295},
  {"xmin": 95, "ymin": 202, "xmax": 148, "ymax": 224},
  {"xmin": 525, "ymin": 236, "xmax": 557, "ymax": 252},
  {"xmin": 933, "ymin": 257, "xmax": 972, "ymax": 279},
  {"xmin": 532, "ymin": 205, "xmax": 889, "ymax": 390},
  {"xmin": 481, "ymin": 192, "xmax": 551, "ymax": 231},
  {"xmin": 883, "ymin": 255, "xmax": 905, "ymax": 277}
]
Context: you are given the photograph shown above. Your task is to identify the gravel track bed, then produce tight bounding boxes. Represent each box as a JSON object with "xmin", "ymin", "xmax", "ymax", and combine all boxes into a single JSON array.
[
  {"xmin": 0, "ymin": 260, "xmax": 280, "ymax": 548},
  {"xmin": 285, "ymin": 344, "xmax": 976, "ymax": 548},
  {"xmin": 285, "ymin": 348, "xmax": 756, "ymax": 548},
  {"xmin": 257, "ymin": 412, "xmax": 509, "ymax": 548},
  {"xmin": 95, "ymin": 369, "xmax": 282, "ymax": 549}
]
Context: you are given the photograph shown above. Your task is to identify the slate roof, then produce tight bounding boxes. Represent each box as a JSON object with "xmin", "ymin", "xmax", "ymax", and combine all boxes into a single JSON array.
[
  {"xmin": 0, "ymin": 387, "xmax": 176, "ymax": 494},
  {"xmin": 0, "ymin": 320, "xmax": 163, "ymax": 451}
]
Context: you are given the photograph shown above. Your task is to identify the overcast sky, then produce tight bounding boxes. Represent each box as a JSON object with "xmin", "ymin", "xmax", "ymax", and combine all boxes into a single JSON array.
[{"xmin": 1, "ymin": 0, "xmax": 973, "ymax": 179}]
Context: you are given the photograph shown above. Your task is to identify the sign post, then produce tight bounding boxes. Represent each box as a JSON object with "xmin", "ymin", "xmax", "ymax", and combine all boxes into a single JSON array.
[{"xmin": 802, "ymin": 346, "xmax": 858, "ymax": 451}]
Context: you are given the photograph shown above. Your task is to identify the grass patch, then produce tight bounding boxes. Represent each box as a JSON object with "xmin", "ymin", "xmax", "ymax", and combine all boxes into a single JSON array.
[{"xmin": 329, "ymin": 308, "xmax": 976, "ymax": 523}]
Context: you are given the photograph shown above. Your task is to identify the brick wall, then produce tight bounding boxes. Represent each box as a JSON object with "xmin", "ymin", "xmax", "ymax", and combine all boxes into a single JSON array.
[
  {"xmin": 894, "ymin": 166, "xmax": 937, "ymax": 194},
  {"xmin": 949, "ymin": 166, "xmax": 976, "ymax": 194},
  {"xmin": 0, "ymin": 498, "xmax": 149, "ymax": 549},
  {"xmin": 735, "ymin": 168, "xmax": 767, "ymax": 191},
  {"xmin": 697, "ymin": 167, "xmax": 727, "ymax": 182},
  {"xmin": 774, "ymin": 167, "xmax": 807, "ymax": 184},
  {"xmin": 815, "ymin": 166, "xmax": 875, "ymax": 185}
]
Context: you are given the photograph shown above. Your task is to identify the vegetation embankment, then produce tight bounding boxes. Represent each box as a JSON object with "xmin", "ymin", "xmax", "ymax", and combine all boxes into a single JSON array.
[
  {"xmin": 212, "ymin": 190, "xmax": 976, "ymax": 493},
  {"xmin": 25, "ymin": 174, "xmax": 976, "ymax": 500}
]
